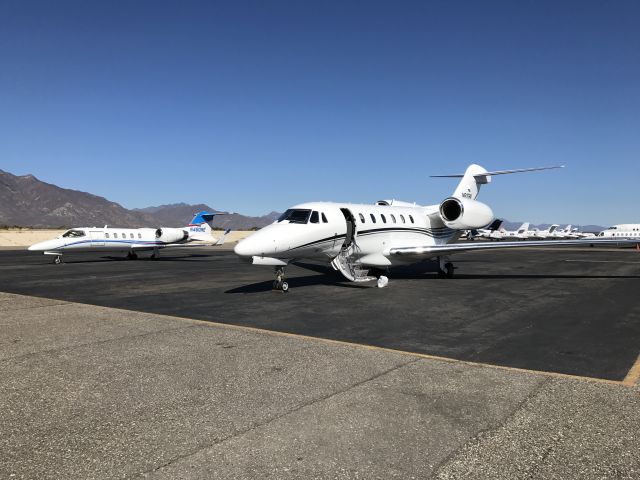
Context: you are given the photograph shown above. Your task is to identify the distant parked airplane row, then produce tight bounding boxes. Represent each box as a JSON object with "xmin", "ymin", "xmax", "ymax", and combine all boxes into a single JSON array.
[{"xmin": 468, "ymin": 222, "xmax": 596, "ymax": 241}]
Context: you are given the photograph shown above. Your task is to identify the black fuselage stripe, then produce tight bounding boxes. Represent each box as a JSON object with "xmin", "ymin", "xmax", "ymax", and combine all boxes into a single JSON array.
[
  {"xmin": 286, "ymin": 227, "xmax": 456, "ymax": 253},
  {"xmin": 288, "ymin": 234, "xmax": 347, "ymax": 251}
]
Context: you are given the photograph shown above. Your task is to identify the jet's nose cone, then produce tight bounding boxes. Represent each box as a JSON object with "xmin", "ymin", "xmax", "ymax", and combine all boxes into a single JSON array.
[
  {"xmin": 28, "ymin": 239, "xmax": 58, "ymax": 252},
  {"xmin": 234, "ymin": 236, "xmax": 257, "ymax": 257},
  {"xmin": 28, "ymin": 242, "xmax": 43, "ymax": 251}
]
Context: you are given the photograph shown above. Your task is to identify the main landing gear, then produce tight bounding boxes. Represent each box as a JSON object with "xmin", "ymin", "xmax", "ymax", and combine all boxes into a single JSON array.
[
  {"xmin": 272, "ymin": 266, "xmax": 289, "ymax": 292},
  {"xmin": 127, "ymin": 251, "xmax": 138, "ymax": 260},
  {"xmin": 437, "ymin": 256, "xmax": 455, "ymax": 279},
  {"xmin": 150, "ymin": 248, "xmax": 159, "ymax": 260}
]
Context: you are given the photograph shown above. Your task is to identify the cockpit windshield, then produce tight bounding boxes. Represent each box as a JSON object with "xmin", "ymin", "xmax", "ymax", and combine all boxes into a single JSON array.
[
  {"xmin": 61, "ymin": 229, "xmax": 86, "ymax": 238},
  {"xmin": 277, "ymin": 209, "xmax": 312, "ymax": 224}
]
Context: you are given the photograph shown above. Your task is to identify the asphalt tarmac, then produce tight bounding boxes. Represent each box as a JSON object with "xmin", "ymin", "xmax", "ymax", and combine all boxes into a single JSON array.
[{"xmin": 2, "ymin": 246, "xmax": 639, "ymax": 381}]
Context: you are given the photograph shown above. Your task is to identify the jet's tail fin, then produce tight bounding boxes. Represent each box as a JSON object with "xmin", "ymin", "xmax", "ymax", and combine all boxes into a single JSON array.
[
  {"xmin": 517, "ymin": 222, "xmax": 530, "ymax": 234},
  {"xmin": 487, "ymin": 218, "xmax": 503, "ymax": 231},
  {"xmin": 187, "ymin": 210, "xmax": 226, "ymax": 241},
  {"xmin": 431, "ymin": 164, "xmax": 563, "ymax": 200}
]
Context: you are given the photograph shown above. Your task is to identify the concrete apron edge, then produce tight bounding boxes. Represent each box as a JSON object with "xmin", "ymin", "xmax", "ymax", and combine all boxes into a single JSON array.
[{"xmin": 1, "ymin": 290, "xmax": 636, "ymax": 388}]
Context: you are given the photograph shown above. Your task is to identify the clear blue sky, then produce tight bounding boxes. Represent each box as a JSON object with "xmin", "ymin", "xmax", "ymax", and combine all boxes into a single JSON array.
[{"xmin": 1, "ymin": 0, "xmax": 638, "ymax": 225}]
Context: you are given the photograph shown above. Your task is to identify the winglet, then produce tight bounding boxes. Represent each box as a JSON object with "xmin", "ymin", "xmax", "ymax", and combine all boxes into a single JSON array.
[{"xmin": 215, "ymin": 228, "xmax": 231, "ymax": 246}]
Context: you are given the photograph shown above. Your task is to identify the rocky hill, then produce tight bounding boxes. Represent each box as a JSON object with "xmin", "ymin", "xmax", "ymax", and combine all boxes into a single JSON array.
[
  {"xmin": 0, "ymin": 170, "xmax": 279, "ymax": 229},
  {"xmin": 0, "ymin": 169, "xmax": 156, "ymax": 228},
  {"xmin": 134, "ymin": 203, "xmax": 280, "ymax": 230}
]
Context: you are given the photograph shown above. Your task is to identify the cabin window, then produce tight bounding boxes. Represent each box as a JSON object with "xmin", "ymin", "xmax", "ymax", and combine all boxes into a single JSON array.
[
  {"xmin": 400, "ymin": 215, "xmax": 406, "ymax": 223},
  {"xmin": 130, "ymin": 233, "xmax": 134, "ymax": 239},
  {"xmin": 321, "ymin": 213, "xmax": 328, "ymax": 223},
  {"xmin": 122, "ymin": 233, "xmax": 126, "ymax": 238},
  {"xmin": 390, "ymin": 214, "xmax": 396, "ymax": 223},
  {"xmin": 62, "ymin": 229, "xmax": 86, "ymax": 238},
  {"xmin": 114, "ymin": 233, "xmax": 118, "ymax": 238},
  {"xmin": 105, "ymin": 233, "xmax": 110, "ymax": 239},
  {"xmin": 359, "ymin": 213, "xmax": 365, "ymax": 223},
  {"xmin": 370, "ymin": 213, "xmax": 376, "ymax": 223},
  {"xmin": 381, "ymin": 214, "xmax": 387, "ymax": 223},
  {"xmin": 310, "ymin": 211, "xmax": 319, "ymax": 223},
  {"xmin": 277, "ymin": 209, "xmax": 311, "ymax": 224},
  {"xmin": 409, "ymin": 215, "xmax": 414, "ymax": 223},
  {"xmin": 138, "ymin": 233, "xmax": 142, "ymax": 239}
]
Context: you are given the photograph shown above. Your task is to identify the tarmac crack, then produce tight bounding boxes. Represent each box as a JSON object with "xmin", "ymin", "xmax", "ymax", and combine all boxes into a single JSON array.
[
  {"xmin": 431, "ymin": 375, "xmax": 553, "ymax": 478},
  {"xmin": 0, "ymin": 324, "xmax": 201, "ymax": 363},
  {"xmin": 138, "ymin": 357, "xmax": 421, "ymax": 478}
]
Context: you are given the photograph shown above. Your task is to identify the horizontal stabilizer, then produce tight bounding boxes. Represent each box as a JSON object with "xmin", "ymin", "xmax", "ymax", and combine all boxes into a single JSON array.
[{"xmin": 430, "ymin": 165, "xmax": 564, "ymax": 178}]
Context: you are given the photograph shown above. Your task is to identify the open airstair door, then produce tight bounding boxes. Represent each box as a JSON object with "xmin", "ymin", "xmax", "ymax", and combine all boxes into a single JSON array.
[
  {"xmin": 340, "ymin": 208, "xmax": 356, "ymax": 250},
  {"xmin": 331, "ymin": 208, "xmax": 376, "ymax": 282}
]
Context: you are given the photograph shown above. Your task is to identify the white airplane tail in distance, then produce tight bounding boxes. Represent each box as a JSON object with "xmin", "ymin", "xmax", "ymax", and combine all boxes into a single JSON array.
[{"xmin": 234, "ymin": 163, "xmax": 638, "ymax": 291}]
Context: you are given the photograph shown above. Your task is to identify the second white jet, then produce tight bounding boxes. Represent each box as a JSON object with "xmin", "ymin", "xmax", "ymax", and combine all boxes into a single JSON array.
[{"xmin": 28, "ymin": 211, "xmax": 229, "ymax": 263}]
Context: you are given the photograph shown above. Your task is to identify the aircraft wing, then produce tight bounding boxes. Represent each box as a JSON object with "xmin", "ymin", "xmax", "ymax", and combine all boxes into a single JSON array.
[
  {"xmin": 388, "ymin": 238, "xmax": 639, "ymax": 258},
  {"xmin": 162, "ymin": 242, "xmax": 216, "ymax": 248}
]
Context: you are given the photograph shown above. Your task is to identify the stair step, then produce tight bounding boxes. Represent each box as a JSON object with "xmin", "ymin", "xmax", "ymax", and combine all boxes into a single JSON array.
[{"xmin": 331, "ymin": 248, "xmax": 376, "ymax": 282}]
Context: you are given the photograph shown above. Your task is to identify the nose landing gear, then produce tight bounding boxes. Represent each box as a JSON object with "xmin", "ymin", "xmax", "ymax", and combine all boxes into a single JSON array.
[
  {"xmin": 272, "ymin": 266, "xmax": 289, "ymax": 292},
  {"xmin": 53, "ymin": 255, "xmax": 62, "ymax": 265}
]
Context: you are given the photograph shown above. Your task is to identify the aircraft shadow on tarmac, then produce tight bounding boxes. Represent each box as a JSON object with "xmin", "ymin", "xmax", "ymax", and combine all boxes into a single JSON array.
[{"xmin": 226, "ymin": 260, "xmax": 640, "ymax": 293}]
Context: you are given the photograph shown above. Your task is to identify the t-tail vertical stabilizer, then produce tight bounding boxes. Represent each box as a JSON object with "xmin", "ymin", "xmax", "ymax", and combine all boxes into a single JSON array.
[{"xmin": 187, "ymin": 210, "xmax": 226, "ymax": 241}]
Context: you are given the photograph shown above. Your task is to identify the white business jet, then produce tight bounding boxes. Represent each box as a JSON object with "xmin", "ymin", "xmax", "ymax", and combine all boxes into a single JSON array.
[
  {"xmin": 597, "ymin": 224, "xmax": 640, "ymax": 239},
  {"xmin": 28, "ymin": 211, "xmax": 230, "ymax": 263},
  {"xmin": 466, "ymin": 219, "xmax": 503, "ymax": 240},
  {"xmin": 234, "ymin": 164, "xmax": 636, "ymax": 291},
  {"xmin": 532, "ymin": 224, "xmax": 560, "ymax": 240},
  {"xmin": 496, "ymin": 222, "xmax": 531, "ymax": 240}
]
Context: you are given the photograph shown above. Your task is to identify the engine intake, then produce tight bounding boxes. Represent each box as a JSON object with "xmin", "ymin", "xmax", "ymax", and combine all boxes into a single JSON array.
[{"xmin": 439, "ymin": 197, "xmax": 494, "ymax": 230}]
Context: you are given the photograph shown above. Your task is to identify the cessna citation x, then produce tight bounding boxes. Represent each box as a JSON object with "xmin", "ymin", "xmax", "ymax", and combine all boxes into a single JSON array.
[
  {"xmin": 234, "ymin": 164, "xmax": 637, "ymax": 291},
  {"xmin": 28, "ymin": 211, "xmax": 229, "ymax": 263}
]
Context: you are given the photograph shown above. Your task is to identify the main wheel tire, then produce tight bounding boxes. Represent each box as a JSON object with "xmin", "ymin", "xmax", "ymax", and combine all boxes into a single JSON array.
[
  {"xmin": 445, "ymin": 263, "xmax": 454, "ymax": 278},
  {"xmin": 281, "ymin": 282, "xmax": 289, "ymax": 292}
]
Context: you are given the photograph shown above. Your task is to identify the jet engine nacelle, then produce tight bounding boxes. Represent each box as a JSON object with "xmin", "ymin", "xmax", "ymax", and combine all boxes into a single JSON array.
[
  {"xmin": 439, "ymin": 197, "xmax": 494, "ymax": 230},
  {"xmin": 155, "ymin": 228, "xmax": 189, "ymax": 244}
]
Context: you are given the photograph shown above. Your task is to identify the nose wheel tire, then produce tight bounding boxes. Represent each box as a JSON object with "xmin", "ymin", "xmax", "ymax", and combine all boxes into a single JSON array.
[
  {"xmin": 53, "ymin": 255, "xmax": 62, "ymax": 265},
  {"xmin": 272, "ymin": 267, "xmax": 289, "ymax": 292}
]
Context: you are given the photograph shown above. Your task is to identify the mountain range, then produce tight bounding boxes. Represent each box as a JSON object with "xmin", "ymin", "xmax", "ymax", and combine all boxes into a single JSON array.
[
  {"xmin": 0, "ymin": 169, "xmax": 279, "ymax": 229},
  {"xmin": 0, "ymin": 169, "xmax": 605, "ymax": 231}
]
